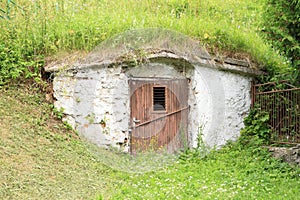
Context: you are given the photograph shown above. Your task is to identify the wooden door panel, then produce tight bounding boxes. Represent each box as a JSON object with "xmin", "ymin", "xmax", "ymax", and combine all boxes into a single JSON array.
[{"xmin": 130, "ymin": 78, "xmax": 188, "ymax": 153}]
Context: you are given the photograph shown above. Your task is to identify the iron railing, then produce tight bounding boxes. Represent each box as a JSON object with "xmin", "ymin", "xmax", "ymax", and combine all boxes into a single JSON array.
[{"xmin": 252, "ymin": 81, "xmax": 300, "ymax": 144}]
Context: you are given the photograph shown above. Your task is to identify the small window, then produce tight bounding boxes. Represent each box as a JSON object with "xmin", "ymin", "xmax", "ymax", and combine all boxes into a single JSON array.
[{"xmin": 153, "ymin": 87, "xmax": 166, "ymax": 111}]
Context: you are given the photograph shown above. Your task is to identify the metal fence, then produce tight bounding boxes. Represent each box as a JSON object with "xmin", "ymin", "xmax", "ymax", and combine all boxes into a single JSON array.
[{"xmin": 252, "ymin": 81, "xmax": 300, "ymax": 144}]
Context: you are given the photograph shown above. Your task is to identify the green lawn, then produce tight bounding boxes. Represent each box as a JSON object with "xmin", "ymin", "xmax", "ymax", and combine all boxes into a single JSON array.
[
  {"xmin": 1, "ymin": 87, "xmax": 299, "ymax": 199},
  {"xmin": 112, "ymin": 147, "xmax": 300, "ymax": 199}
]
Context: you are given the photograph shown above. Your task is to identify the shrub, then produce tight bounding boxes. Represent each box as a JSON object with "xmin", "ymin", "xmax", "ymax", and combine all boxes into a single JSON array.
[
  {"xmin": 261, "ymin": 0, "xmax": 300, "ymax": 85},
  {"xmin": 240, "ymin": 106, "xmax": 271, "ymax": 145}
]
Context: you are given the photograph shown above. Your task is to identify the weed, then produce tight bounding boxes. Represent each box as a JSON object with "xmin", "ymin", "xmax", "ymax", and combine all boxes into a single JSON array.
[
  {"xmin": 179, "ymin": 125, "xmax": 210, "ymax": 163},
  {"xmin": 52, "ymin": 106, "xmax": 65, "ymax": 120},
  {"xmin": 63, "ymin": 121, "xmax": 73, "ymax": 131}
]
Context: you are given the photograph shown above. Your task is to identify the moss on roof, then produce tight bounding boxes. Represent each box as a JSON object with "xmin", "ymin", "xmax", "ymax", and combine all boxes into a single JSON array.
[{"xmin": 45, "ymin": 29, "xmax": 263, "ymax": 77}]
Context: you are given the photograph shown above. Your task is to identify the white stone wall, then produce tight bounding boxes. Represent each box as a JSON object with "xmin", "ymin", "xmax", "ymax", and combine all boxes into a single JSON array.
[
  {"xmin": 53, "ymin": 62, "xmax": 252, "ymax": 150},
  {"xmin": 188, "ymin": 65, "xmax": 252, "ymax": 148},
  {"xmin": 53, "ymin": 66, "xmax": 129, "ymax": 147}
]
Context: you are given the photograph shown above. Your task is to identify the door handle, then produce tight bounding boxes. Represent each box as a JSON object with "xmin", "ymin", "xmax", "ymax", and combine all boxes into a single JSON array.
[{"xmin": 133, "ymin": 117, "xmax": 140, "ymax": 123}]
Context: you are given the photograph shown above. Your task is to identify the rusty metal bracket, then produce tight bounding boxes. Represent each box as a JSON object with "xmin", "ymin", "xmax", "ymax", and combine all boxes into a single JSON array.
[{"xmin": 132, "ymin": 106, "xmax": 189, "ymax": 129}]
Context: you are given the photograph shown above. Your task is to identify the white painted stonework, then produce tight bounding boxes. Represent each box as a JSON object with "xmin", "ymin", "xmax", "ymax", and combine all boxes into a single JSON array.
[
  {"xmin": 189, "ymin": 65, "xmax": 251, "ymax": 148},
  {"xmin": 53, "ymin": 66, "xmax": 130, "ymax": 147},
  {"xmin": 49, "ymin": 52, "xmax": 256, "ymax": 151}
]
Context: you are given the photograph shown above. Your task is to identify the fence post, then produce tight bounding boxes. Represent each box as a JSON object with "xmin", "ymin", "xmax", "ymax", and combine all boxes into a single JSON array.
[{"xmin": 251, "ymin": 80, "xmax": 256, "ymax": 108}]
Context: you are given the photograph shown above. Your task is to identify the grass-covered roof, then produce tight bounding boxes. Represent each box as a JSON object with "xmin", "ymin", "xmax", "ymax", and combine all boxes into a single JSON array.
[{"xmin": 0, "ymin": 0, "xmax": 289, "ymax": 85}]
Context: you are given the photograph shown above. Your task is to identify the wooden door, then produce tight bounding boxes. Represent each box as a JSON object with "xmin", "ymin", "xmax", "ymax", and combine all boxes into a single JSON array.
[{"xmin": 129, "ymin": 78, "xmax": 188, "ymax": 153}]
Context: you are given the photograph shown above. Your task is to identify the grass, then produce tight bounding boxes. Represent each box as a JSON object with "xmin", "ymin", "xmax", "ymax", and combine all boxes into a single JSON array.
[
  {"xmin": 0, "ymin": 0, "xmax": 288, "ymax": 72},
  {"xmin": 112, "ymin": 145, "xmax": 300, "ymax": 199},
  {"xmin": 0, "ymin": 86, "xmax": 119, "ymax": 199},
  {"xmin": 1, "ymin": 86, "xmax": 300, "ymax": 199}
]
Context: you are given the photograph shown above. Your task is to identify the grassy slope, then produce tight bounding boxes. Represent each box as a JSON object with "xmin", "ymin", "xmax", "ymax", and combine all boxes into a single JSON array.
[
  {"xmin": 0, "ymin": 0, "xmax": 287, "ymax": 72},
  {"xmin": 1, "ymin": 87, "xmax": 300, "ymax": 200},
  {"xmin": 0, "ymin": 86, "xmax": 119, "ymax": 199}
]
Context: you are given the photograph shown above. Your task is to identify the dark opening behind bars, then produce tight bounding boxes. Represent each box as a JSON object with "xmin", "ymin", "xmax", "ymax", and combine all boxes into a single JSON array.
[{"xmin": 252, "ymin": 81, "xmax": 300, "ymax": 144}]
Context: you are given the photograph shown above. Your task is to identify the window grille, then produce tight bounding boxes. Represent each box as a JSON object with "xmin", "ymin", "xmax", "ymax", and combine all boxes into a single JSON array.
[{"xmin": 153, "ymin": 87, "xmax": 166, "ymax": 111}]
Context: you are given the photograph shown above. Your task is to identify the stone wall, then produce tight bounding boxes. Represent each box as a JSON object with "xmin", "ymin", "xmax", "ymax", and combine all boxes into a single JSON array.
[
  {"xmin": 268, "ymin": 145, "xmax": 300, "ymax": 167},
  {"xmin": 188, "ymin": 64, "xmax": 252, "ymax": 148},
  {"xmin": 53, "ymin": 66, "xmax": 129, "ymax": 148},
  {"xmin": 52, "ymin": 58, "xmax": 253, "ymax": 150}
]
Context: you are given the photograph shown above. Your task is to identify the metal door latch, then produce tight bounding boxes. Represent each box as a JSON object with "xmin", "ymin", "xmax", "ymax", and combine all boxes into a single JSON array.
[{"xmin": 133, "ymin": 117, "xmax": 140, "ymax": 123}]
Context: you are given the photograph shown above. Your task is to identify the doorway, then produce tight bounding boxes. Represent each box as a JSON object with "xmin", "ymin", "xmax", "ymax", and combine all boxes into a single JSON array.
[{"xmin": 129, "ymin": 78, "xmax": 189, "ymax": 153}]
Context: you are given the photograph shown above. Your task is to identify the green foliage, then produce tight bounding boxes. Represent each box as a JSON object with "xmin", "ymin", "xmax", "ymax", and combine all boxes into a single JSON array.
[
  {"xmin": 241, "ymin": 106, "xmax": 271, "ymax": 144},
  {"xmin": 112, "ymin": 139, "xmax": 300, "ymax": 200},
  {"xmin": 0, "ymin": 0, "xmax": 290, "ymax": 86},
  {"xmin": 52, "ymin": 106, "xmax": 65, "ymax": 120},
  {"xmin": 261, "ymin": 0, "xmax": 300, "ymax": 85},
  {"xmin": 179, "ymin": 125, "xmax": 210, "ymax": 162},
  {"xmin": 63, "ymin": 121, "xmax": 73, "ymax": 131},
  {"xmin": 0, "ymin": 44, "xmax": 38, "ymax": 86}
]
